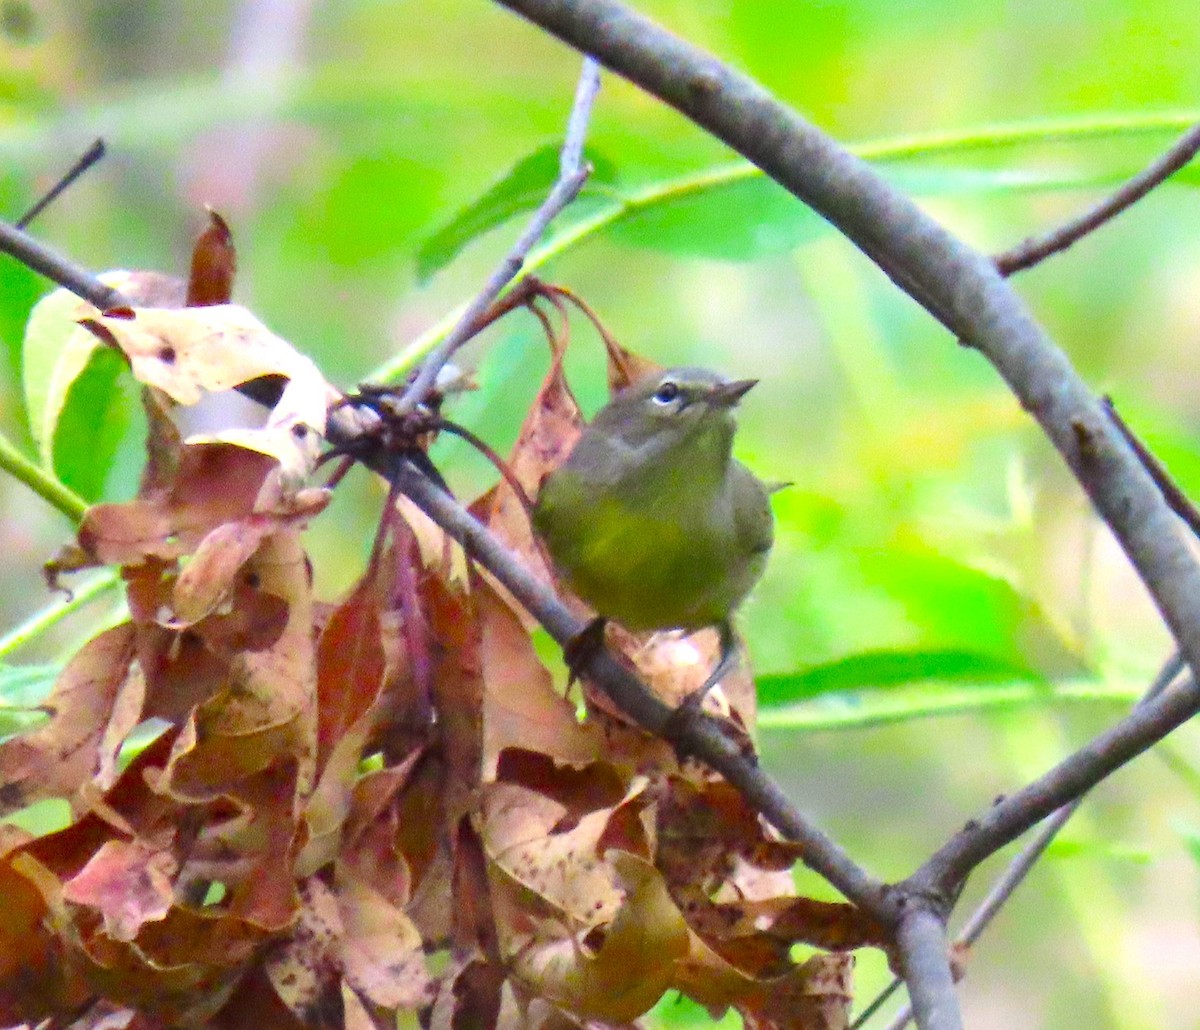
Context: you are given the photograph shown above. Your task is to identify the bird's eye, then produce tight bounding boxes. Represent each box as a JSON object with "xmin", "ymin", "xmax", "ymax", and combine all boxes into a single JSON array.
[{"xmin": 652, "ymin": 381, "xmax": 680, "ymax": 405}]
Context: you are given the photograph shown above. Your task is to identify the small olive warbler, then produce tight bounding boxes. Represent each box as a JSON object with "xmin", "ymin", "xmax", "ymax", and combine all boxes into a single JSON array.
[{"xmin": 532, "ymin": 366, "xmax": 773, "ymax": 702}]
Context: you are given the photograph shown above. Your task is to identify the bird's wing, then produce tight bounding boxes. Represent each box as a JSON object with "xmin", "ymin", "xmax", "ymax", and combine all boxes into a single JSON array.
[{"xmin": 730, "ymin": 460, "xmax": 774, "ymax": 557}]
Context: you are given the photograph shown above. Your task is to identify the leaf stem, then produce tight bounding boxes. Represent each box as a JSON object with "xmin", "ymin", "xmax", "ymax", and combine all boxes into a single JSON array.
[
  {"xmin": 0, "ymin": 430, "xmax": 88, "ymax": 523},
  {"xmin": 0, "ymin": 571, "xmax": 119, "ymax": 660}
]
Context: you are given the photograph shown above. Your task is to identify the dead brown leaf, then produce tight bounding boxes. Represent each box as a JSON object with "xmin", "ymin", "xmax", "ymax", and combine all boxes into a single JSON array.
[
  {"xmin": 61, "ymin": 840, "xmax": 175, "ymax": 943},
  {"xmin": 0, "ymin": 623, "xmax": 137, "ymax": 816},
  {"xmin": 187, "ymin": 209, "xmax": 237, "ymax": 307}
]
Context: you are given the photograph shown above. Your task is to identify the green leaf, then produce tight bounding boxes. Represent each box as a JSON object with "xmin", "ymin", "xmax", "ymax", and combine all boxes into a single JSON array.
[
  {"xmin": 606, "ymin": 172, "xmax": 823, "ymax": 261},
  {"xmin": 757, "ymin": 678, "xmax": 1137, "ymax": 733},
  {"xmin": 0, "ymin": 662, "xmax": 59, "ymax": 707},
  {"xmin": 21, "ymin": 275, "xmax": 137, "ymax": 502},
  {"xmin": 50, "ymin": 346, "xmax": 133, "ymax": 501},
  {"xmin": 1045, "ymin": 837, "xmax": 1152, "ymax": 865},
  {"xmin": 415, "ymin": 143, "xmax": 619, "ymax": 282},
  {"xmin": 0, "ymin": 663, "xmax": 57, "ymax": 740},
  {"xmin": 758, "ymin": 648, "xmax": 1033, "ymax": 707},
  {"xmin": 1177, "ymin": 823, "xmax": 1200, "ymax": 866},
  {"xmin": 0, "ymin": 798, "xmax": 71, "ymax": 835},
  {"xmin": 21, "ymin": 283, "xmax": 97, "ymax": 464},
  {"xmin": 854, "ymin": 544, "xmax": 1088, "ymax": 678}
]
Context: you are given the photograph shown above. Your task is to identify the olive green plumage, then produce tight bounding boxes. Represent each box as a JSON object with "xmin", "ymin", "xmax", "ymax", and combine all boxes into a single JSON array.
[{"xmin": 532, "ymin": 367, "xmax": 773, "ymax": 637}]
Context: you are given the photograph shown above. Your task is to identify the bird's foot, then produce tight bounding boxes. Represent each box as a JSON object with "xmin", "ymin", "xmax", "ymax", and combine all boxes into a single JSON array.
[
  {"xmin": 670, "ymin": 620, "xmax": 739, "ymax": 717},
  {"xmin": 563, "ymin": 617, "xmax": 608, "ymax": 686}
]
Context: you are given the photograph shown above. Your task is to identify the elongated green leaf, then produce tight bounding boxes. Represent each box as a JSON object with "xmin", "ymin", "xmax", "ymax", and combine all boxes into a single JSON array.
[
  {"xmin": 1044, "ymin": 837, "xmax": 1152, "ymax": 864},
  {"xmin": 758, "ymin": 678, "xmax": 1137, "ymax": 733},
  {"xmin": 757, "ymin": 648, "xmax": 1033, "ymax": 707},
  {"xmin": 418, "ymin": 126, "xmax": 1195, "ymax": 277},
  {"xmin": 855, "ymin": 545, "xmax": 1087, "ymax": 678},
  {"xmin": 0, "ymin": 662, "xmax": 59, "ymax": 707},
  {"xmin": 0, "ymin": 663, "xmax": 57, "ymax": 741},
  {"xmin": 0, "ymin": 798, "xmax": 71, "ymax": 835},
  {"xmin": 369, "ymin": 109, "xmax": 1200, "ymax": 382},
  {"xmin": 416, "ymin": 143, "xmax": 619, "ymax": 282},
  {"xmin": 607, "ymin": 172, "xmax": 822, "ymax": 261}
]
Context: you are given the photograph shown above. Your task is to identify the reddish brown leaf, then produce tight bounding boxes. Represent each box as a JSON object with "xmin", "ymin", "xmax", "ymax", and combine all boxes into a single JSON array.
[
  {"xmin": 427, "ymin": 958, "xmax": 504, "ymax": 1030},
  {"xmin": 212, "ymin": 967, "xmax": 310, "ymax": 1030},
  {"xmin": 610, "ymin": 622, "xmax": 757, "ymax": 727},
  {"xmin": 161, "ymin": 530, "xmax": 318, "ymax": 799},
  {"xmin": 315, "ymin": 577, "xmax": 387, "ymax": 773},
  {"xmin": 0, "ymin": 623, "xmax": 137, "ymax": 815},
  {"xmin": 474, "ymin": 335, "xmax": 583, "ymax": 603},
  {"xmin": 475, "ymin": 573, "xmax": 602, "ymax": 778},
  {"xmin": 172, "ymin": 505, "xmax": 329, "ymax": 625},
  {"xmin": 79, "ymin": 445, "xmax": 280, "ymax": 567},
  {"xmin": 603, "ymin": 335, "xmax": 662, "ymax": 397},
  {"xmin": 422, "ymin": 572, "xmax": 484, "ymax": 816},
  {"xmin": 187, "ymin": 209, "xmax": 237, "ymax": 307},
  {"xmin": 61, "ymin": 840, "xmax": 175, "ymax": 942},
  {"xmin": 0, "ymin": 856, "xmax": 72, "ymax": 1023},
  {"xmin": 264, "ymin": 878, "xmax": 343, "ymax": 1028},
  {"xmin": 478, "ymin": 778, "xmax": 626, "ymax": 929},
  {"xmin": 299, "ymin": 582, "xmax": 390, "ymax": 877}
]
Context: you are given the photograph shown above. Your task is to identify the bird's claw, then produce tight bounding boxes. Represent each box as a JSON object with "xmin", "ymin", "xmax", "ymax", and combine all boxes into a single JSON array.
[{"xmin": 563, "ymin": 617, "xmax": 608, "ymax": 686}]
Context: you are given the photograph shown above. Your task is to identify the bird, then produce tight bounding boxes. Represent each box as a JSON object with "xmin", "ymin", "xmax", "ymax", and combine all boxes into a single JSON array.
[{"xmin": 532, "ymin": 366, "xmax": 774, "ymax": 706}]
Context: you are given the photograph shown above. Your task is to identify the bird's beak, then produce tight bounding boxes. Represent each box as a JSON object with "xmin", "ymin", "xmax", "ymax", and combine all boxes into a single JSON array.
[{"xmin": 707, "ymin": 378, "xmax": 758, "ymax": 408}]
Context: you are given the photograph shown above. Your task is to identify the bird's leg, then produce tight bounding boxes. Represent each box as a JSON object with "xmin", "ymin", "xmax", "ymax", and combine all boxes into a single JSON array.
[
  {"xmin": 562, "ymin": 617, "xmax": 609, "ymax": 686},
  {"xmin": 679, "ymin": 619, "xmax": 739, "ymax": 711}
]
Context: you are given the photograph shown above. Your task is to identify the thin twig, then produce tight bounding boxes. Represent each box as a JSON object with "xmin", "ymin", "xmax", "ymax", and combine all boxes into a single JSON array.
[
  {"xmin": 0, "ymin": 220, "xmax": 127, "ymax": 311},
  {"xmin": 1102, "ymin": 397, "xmax": 1200, "ymax": 541},
  {"xmin": 908, "ymin": 668, "xmax": 1200, "ymax": 895},
  {"xmin": 392, "ymin": 56, "xmax": 601, "ymax": 417},
  {"xmin": 16, "ymin": 139, "xmax": 107, "ymax": 229},
  {"xmin": 434, "ymin": 417, "xmax": 537, "ymax": 518},
  {"xmin": 873, "ymin": 652, "xmax": 1187, "ymax": 1030},
  {"xmin": 994, "ymin": 121, "xmax": 1200, "ymax": 276}
]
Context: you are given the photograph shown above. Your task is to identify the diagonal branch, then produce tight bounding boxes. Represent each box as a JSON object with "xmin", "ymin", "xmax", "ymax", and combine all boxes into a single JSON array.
[
  {"xmin": 994, "ymin": 121, "xmax": 1200, "ymax": 276},
  {"xmin": 0, "ymin": 221, "xmax": 126, "ymax": 311},
  {"xmin": 391, "ymin": 56, "xmax": 602, "ymax": 416}
]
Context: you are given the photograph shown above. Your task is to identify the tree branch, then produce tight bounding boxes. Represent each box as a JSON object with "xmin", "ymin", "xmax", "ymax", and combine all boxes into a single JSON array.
[
  {"xmin": 16, "ymin": 138, "xmax": 107, "ymax": 230},
  {"xmin": 893, "ymin": 907, "xmax": 963, "ymax": 1030},
  {"xmin": 910, "ymin": 669, "xmax": 1199, "ymax": 892},
  {"xmin": 994, "ymin": 121, "xmax": 1200, "ymax": 276},
  {"xmin": 391, "ymin": 56, "xmax": 601, "ymax": 416},
  {"xmin": 874, "ymin": 652, "xmax": 1187, "ymax": 1030},
  {"xmin": 487, "ymin": 4, "xmax": 1200, "ymax": 1025},
  {"xmin": 0, "ymin": 221, "xmax": 126, "ymax": 311}
]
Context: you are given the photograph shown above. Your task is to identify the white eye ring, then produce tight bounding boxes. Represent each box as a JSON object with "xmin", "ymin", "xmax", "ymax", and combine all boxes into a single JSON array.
[{"xmin": 652, "ymin": 381, "xmax": 680, "ymax": 405}]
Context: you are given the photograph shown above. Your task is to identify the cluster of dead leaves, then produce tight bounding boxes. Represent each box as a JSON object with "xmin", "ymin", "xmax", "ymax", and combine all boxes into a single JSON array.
[{"xmin": 0, "ymin": 219, "xmax": 881, "ymax": 1030}]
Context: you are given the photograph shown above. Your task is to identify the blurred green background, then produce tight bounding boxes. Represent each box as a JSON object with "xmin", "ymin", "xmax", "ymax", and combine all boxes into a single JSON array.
[{"xmin": 3, "ymin": 1, "xmax": 1200, "ymax": 1027}]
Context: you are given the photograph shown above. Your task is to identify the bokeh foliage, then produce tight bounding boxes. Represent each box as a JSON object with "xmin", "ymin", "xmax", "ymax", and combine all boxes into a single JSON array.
[{"xmin": 2, "ymin": 1, "xmax": 1200, "ymax": 1027}]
